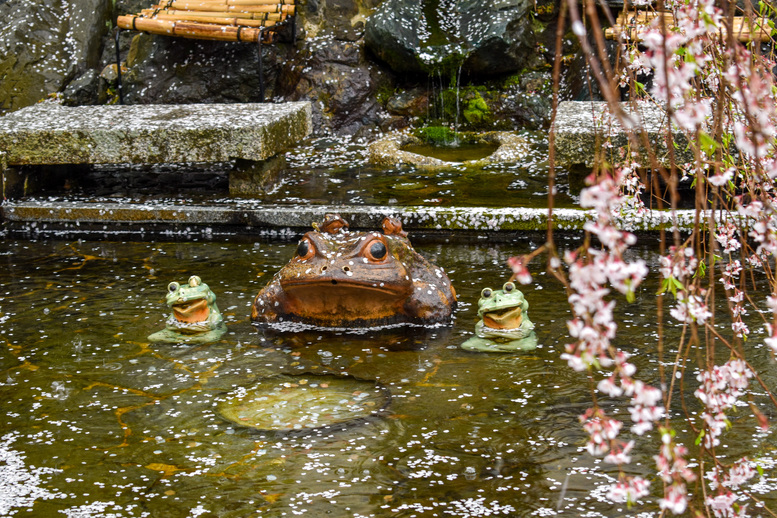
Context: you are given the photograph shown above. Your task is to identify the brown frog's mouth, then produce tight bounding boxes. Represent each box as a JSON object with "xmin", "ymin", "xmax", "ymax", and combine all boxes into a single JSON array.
[
  {"xmin": 278, "ymin": 278, "xmax": 411, "ymax": 323},
  {"xmin": 172, "ymin": 298, "xmax": 210, "ymax": 323},
  {"xmin": 482, "ymin": 305, "xmax": 523, "ymax": 330},
  {"xmin": 282, "ymin": 277, "xmax": 407, "ymax": 296}
]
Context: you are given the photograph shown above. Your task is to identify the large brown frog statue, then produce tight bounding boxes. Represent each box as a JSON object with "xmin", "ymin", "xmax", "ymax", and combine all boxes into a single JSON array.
[{"xmin": 251, "ymin": 215, "xmax": 457, "ymax": 328}]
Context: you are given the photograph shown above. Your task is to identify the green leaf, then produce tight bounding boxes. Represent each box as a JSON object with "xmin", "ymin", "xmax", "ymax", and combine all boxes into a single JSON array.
[
  {"xmin": 695, "ymin": 429, "xmax": 705, "ymax": 446},
  {"xmin": 695, "ymin": 260, "xmax": 707, "ymax": 278},
  {"xmin": 699, "ymin": 131, "xmax": 718, "ymax": 156}
]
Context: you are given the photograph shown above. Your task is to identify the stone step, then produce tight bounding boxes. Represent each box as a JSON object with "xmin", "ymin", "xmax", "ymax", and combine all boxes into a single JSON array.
[
  {"xmin": 1, "ymin": 199, "xmax": 703, "ymax": 236},
  {"xmin": 553, "ymin": 101, "xmax": 689, "ymax": 167},
  {"xmin": 0, "ymin": 101, "xmax": 312, "ymax": 166}
]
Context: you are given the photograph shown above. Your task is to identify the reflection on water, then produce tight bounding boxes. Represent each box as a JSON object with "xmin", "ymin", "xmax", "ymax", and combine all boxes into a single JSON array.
[{"xmin": 0, "ymin": 237, "xmax": 775, "ymax": 517}]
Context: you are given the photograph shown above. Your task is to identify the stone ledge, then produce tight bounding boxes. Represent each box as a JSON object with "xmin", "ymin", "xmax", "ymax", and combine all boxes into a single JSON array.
[
  {"xmin": 0, "ymin": 101, "xmax": 312, "ymax": 165},
  {"xmin": 553, "ymin": 101, "xmax": 689, "ymax": 167},
  {"xmin": 2, "ymin": 200, "xmax": 705, "ymax": 234}
]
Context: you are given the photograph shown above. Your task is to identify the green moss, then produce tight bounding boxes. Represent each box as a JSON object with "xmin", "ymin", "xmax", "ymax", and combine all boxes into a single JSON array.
[
  {"xmin": 413, "ymin": 126, "xmax": 459, "ymax": 145},
  {"xmin": 375, "ymin": 83, "xmax": 395, "ymax": 106},
  {"xmin": 463, "ymin": 92, "xmax": 491, "ymax": 126},
  {"xmin": 502, "ymin": 74, "xmax": 523, "ymax": 88}
]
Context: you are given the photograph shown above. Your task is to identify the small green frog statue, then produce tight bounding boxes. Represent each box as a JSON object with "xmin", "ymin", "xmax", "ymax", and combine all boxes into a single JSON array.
[
  {"xmin": 461, "ymin": 282, "xmax": 537, "ymax": 352},
  {"xmin": 148, "ymin": 275, "xmax": 227, "ymax": 344}
]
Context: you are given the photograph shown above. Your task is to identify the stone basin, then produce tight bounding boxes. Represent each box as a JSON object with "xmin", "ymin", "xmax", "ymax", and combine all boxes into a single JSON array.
[{"xmin": 368, "ymin": 131, "xmax": 530, "ymax": 170}]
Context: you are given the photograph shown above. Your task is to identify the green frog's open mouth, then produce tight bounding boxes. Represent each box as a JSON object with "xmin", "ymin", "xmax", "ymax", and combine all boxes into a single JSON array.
[
  {"xmin": 483, "ymin": 305, "xmax": 523, "ymax": 329},
  {"xmin": 172, "ymin": 298, "xmax": 210, "ymax": 323}
]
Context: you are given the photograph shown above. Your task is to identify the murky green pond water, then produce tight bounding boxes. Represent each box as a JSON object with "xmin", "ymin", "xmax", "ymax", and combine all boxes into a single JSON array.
[
  {"xmin": 36, "ymin": 132, "xmax": 576, "ymax": 210},
  {"xmin": 1, "ymin": 236, "xmax": 776, "ymax": 517},
  {"xmin": 401, "ymin": 143, "xmax": 500, "ymax": 163}
]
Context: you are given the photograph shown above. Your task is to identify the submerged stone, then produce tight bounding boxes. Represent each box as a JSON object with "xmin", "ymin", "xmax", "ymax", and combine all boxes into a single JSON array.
[{"xmin": 217, "ymin": 374, "xmax": 391, "ymax": 431}]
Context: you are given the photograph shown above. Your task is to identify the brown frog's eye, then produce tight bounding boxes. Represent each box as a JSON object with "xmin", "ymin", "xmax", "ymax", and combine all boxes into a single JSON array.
[
  {"xmin": 168, "ymin": 282, "xmax": 180, "ymax": 293},
  {"xmin": 296, "ymin": 238, "xmax": 315, "ymax": 260},
  {"xmin": 503, "ymin": 282, "xmax": 515, "ymax": 293},
  {"xmin": 481, "ymin": 288, "xmax": 493, "ymax": 298},
  {"xmin": 365, "ymin": 239, "xmax": 388, "ymax": 261}
]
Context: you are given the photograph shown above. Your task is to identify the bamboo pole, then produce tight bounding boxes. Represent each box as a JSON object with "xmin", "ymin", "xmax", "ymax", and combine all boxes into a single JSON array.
[
  {"xmin": 164, "ymin": 1, "xmax": 294, "ymax": 13},
  {"xmin": 145, "ymin": 8, "xmax": 285, "ymax": 20},
  {"xmin": 147, "ymin": 12, "xmax": 279, "ymax": 27},
  {"xmin": 170, "ymin": 0, "xmax": 292, "ymax": 5},
  {"xmin": 117, "ymin": 16, "xmax": 279, "ymax": 41}
]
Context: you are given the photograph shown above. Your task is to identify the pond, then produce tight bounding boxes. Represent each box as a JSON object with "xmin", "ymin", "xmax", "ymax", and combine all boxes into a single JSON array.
[
  {"xmin": 24, "ymin": 132, "xmax": 576, "ymax": 211},
  {"xmin": 1, "ymin": 235, "xmax": 776, "ymax": 517}
]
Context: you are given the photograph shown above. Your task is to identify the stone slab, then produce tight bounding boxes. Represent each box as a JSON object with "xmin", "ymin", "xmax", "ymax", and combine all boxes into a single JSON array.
[
  {"xmin": 0, "ymin": 101, "xmax": 312, "ymax": 165},
  {"xmin": 553, "ymin": 101, "xmax": 689, "ymax": 167},
  {"xmin": 1, "ymin": 200, "xmax": 705, "ymax": 235}
]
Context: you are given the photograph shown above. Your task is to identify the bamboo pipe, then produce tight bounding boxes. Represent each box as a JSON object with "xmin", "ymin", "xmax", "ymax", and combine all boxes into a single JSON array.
[
  {"xmin": 145, "ymin": 8, "xmax": 285, "ymax": 20},
  {"xmin": 147, "ymin": 12, "xmax": 279, "ymax": 27},
  {"xmin": 167, "ymin": 0, "xmax": 292, "ymax": 5},
  {"xmin": 165, "ymin": 1, "xmax": 294, "ymax": 13},
  {"xmin": 117, "ymin": 16, "xmax": 277, "ymax": 41}
]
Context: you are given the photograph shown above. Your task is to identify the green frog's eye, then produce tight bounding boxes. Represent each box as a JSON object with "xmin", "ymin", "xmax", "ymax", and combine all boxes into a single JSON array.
[
  {"xmin": 481, "ymin": 288, "xmax": 493, "ymax": 298},
  {"xmin": 189, "ymin": 276, "xmax": 201, "ymax": 287},
  {"xmin": 296, "ymin": 238, "xmax": 315, "ymax": 260},
  {"xmin": 503, "ymin": 282, "xmax": 516, "ymax": 293},
  {"xmin": 168, "ymin": 282, "xmax": 180, "ymax": 293},
  {"xmin": 364, "ymin": 239, "xmax": 388, "ymax": 262}
]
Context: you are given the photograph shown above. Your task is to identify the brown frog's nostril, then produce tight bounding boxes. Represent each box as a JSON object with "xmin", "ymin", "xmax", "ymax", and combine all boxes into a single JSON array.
[
  {"xmin": 342, "ymin": 266, "xmax": 351, "ymax": 272},
  {"xmin": 321, "ymin": 265, "xmax": 328, "ymax": 272}
]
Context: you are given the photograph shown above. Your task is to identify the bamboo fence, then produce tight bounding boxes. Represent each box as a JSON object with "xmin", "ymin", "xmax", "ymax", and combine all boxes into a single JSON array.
[{"xmin": 605, "ymin": 11, "xmax": 772, "ymax": 42}]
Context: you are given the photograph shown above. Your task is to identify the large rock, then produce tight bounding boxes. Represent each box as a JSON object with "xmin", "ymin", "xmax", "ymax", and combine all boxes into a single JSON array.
[
  {"xmin": 0, "ymin": 0, "xmax": 111, "ymax": 113},
  {"xmin": 118, "ymin": 33, "xmax": 289, "ymax": 105},
  {"xmin": 365, "ymin": 0, "xmax": 535, "ymax": 78},
  {"xmin": 279, "ymin": 31, "xmax": 393, "ymax": 134}
]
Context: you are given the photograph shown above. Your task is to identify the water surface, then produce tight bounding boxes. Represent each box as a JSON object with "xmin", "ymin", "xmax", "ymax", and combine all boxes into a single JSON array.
[{"xmin": 0, "ymin": 236, "xmax": 775, "ymax": 517}]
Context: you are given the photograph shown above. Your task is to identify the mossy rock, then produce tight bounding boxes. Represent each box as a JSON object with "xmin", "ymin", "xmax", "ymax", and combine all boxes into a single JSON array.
[
  {"xmin": 412, "ymin": 126, "xmax": 459, "ymax": 145},
  {"xmin": 463, "ymin": 94, "xmax": 491, "ymax": 126}
]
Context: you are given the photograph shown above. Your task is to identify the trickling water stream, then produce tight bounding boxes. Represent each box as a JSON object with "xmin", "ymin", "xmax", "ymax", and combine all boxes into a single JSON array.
[{"xmin": 1, "ymin": 236, "xmax": 776, "ymax": 517}]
